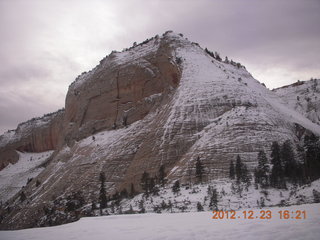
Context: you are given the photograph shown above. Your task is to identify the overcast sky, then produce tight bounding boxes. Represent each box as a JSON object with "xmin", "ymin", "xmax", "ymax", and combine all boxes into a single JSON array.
[{"xmin": 0, "ymin": 0, "xmax": 319, "ymax": 134}]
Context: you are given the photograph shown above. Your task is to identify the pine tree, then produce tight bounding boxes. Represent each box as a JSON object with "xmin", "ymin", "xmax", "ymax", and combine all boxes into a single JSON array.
[
  {"xmin": 313, "ymin": 189, "xmax": 320, "ymax": 203},
  {"xmin": 257, "ymin": 150, "xmax": 269, "ymax": 187},
  {"xmin": 195, "ymin": 157, "xmax": 205, "ymax": 183},
  {"xmin": 281, "ymin": 140, "xmax": 297, "ymax": 182},
  {"xmin": 168, "ymin": 200, "xmax": 173, "ymax": 213},
  {"xmin": 241, "ymin": 163, "xmax": 251, "ymax": 188},
  {"xmin": 120, "ymin": 188, "xmax": 128, "ymax": 199},
  {"xmin": 197, "ymin": 202, "xmax": 204, "ymax": 211},
  {"xmin": 139, "ymin": 200, "xmax": 145, "ymax": 213},
  {"xmin": 99, "ymin": 172, "xmax": 108, "ymax": 209},
  {"xmin": 149, "ymin": 177, "xmax": 155, "ymax": 193},
  {"xmin": 159, "ymin": 200, "xmax": 166, "ymax": 210},
  {"xmin": 112, "ymin": 191, "xmax": 120, "ymax": 206},
  {"xmin": 20, "ymin": 191, "xmax": 26, "ymax": 202},
  {"xmin": 304, "ymin": 134, "xmax": 320, "ymax": 181},
  {"xmin": 260, "ymin": 197, "xmax": 265, "ymax": 208},
  {"xmin": 235, "ymin": 155, "xmax": 243, "ymax": 183},
  {"xmin": 149, "ymin": 177, "xmax": 159, "ymax": 195},
  {"xmin": 36, "ymin": 180, "xmax": 41, "ymax": 187},
  {"xmin": 205, "ymin": 48, "xmax": 215, "ymax": 58},
  {"xmin": 91, "ymin": 201, "xmax": 97, "ymax": 211},
  {"xmin": 110, "ymin": 202, "xmax": 115, "ymax": 214},
  {"xmin": 209, "ymin": 188, "xmax": 218, "ymax": 210},
  {"xmin": 129, "ymin": 183, "xmax": 135, "ymax": 198},
  {"xmin": 122, "ymin": 115, "xmax": 128, "ymax": 127},
  {"xmin": 172, "ymin": 180, "xmax": 180, "ymax": 194},
  {"xmin": 215, "ymin": 52, "xmax": 222, "ymax": 61},
  {"xmin": 158, "ymin": 165, "xmax": 166, "ymax": 186},
  {"xmin": 295, "ymin": 163, "xmax": 306, "ymax": 185},
  {"xmin": 254, "ymin": 168, "xmax": 259, "ymax": 189},
  {"xmin": 140, "ymin": 171, "xmax": 150, "ymax": 194},
  {"xmin": 229, "ymin": 160, "xmax": 235, "ymax": 179},
  {"xmin": 270, "ymin": 142, "xmax": 285, "ymax": 188}
]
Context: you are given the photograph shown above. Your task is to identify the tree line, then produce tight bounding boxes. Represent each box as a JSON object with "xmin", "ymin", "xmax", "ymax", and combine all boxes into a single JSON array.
[{"xmin": 229, "ymin": 136, "xmax": 320, "ymax": 189}]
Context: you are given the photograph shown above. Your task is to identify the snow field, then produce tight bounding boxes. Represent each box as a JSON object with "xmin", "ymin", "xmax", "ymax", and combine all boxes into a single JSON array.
[{"xmin": 1, "ymin": 203, "xmax": 319, "ymax": 240}]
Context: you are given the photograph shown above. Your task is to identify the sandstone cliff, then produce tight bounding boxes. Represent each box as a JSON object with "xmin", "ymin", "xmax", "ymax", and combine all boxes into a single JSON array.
[
  {"xmin": 63, "ymin": 34, "xmax": 181, "ymax": 144},
  {"xmin": 0, "ymin": 109, "xmax": 64, "ymax": 169}
]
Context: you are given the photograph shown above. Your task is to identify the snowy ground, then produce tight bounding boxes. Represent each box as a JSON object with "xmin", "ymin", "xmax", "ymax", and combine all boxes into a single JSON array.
[{"xmin": 1, "ymin": 203, "xmax": 320, "ymax": 240}]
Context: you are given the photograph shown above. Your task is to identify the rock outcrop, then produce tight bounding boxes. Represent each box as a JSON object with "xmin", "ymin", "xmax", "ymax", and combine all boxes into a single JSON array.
[
  {"xmin": 63, "ymin": 34, "xmax": 181, "ymax": 144},
  {"xmin": 0, "ymin": 109, "xmax": 64, "ymax": 169}
]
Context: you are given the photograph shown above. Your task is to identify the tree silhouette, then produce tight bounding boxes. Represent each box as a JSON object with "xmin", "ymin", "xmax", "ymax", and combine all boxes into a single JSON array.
[
  {"xmin": 195, "ymin": 157, "xmax": 205, "ymax": 183},
  {"xmin": 99, "ymin": 172, "xmax": 108, "ymax": 210}
]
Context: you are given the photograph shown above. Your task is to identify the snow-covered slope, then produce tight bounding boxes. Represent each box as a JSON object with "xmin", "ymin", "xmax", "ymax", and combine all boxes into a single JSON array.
[
  {"xmin": 2, "ymin": 203, "xmax": 320, "ymax": 240},
  {"xmin": 163, "ymin": 32, "xmax": 320, "ymax": 177},
  {"xmin": 274, "ymin": 79, "xmax": 320, "ymax": 126},
  {"xmin": 0, "ymin": 151, "xmax": 53, "ymax": 202}
]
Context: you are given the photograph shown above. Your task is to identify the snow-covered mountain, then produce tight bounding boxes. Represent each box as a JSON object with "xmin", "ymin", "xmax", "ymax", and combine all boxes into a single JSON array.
[
  {"xmin": 274, "ymin": 79, "xmax": 320, "ymax": 125},
  {"xmin": 0, "ymin": 31, "xmax": 319, "ymax": 230}
]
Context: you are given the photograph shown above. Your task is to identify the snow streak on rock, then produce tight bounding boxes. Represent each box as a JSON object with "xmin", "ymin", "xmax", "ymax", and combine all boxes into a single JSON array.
[{"xmin": 0, "ymin": 151, "xmax": 53, "ymax": 202}]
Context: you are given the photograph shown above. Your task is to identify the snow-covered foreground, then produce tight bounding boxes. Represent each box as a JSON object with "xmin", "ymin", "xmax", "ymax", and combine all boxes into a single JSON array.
[{"xmin": 2, "ymin": 203, "xmax": 320, "ymax": 240}]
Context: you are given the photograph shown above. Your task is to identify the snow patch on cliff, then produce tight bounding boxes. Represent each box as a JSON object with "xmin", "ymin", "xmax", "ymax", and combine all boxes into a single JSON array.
[{"xmin": 0, "ymin": 151, "xmax": 53, "ymax": 202}]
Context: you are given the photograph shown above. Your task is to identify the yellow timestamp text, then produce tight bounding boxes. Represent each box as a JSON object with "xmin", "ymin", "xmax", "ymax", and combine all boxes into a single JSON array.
[{"xmin": 211, "ymin": 210, "xmax": 307, "ymax": 220}]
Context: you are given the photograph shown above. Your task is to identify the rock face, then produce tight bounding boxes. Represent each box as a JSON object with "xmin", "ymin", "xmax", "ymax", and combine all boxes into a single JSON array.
[
  {"xmin": 0, "ymin": 109, "xmax": 64, "ymax": 169},
  {"xmin": 63, "ymin": 35, "xmax": 181, "ymax": 144},
  {"xmin": 1, "ymin": 31, "xmax": 320, "ymax": 229},
  {"xmin": 274, "ymin": 79, "xmax": 320, "ymax": 125}
]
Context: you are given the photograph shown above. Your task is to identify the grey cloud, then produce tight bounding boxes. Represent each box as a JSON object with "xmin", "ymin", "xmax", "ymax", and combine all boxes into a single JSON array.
[
  {"xmin": 0, "ymin": 64, "xmax": 52, "ymax": 85},
  {"xmin": 0, "ymin": 92, "xmax": 60, "ymax": 134}
]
